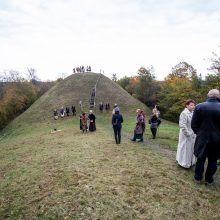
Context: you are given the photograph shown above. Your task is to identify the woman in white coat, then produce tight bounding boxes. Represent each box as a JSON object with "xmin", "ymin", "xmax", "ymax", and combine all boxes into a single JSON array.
[{"xmin": 176, "ymin": 99, "xmax": 196, "ymax": 168}]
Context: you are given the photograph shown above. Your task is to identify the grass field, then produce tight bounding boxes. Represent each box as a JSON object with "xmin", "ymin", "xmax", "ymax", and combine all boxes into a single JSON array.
[{"xmin": 0, "ymin": 113, "xmax": 219, "ymax": 220}]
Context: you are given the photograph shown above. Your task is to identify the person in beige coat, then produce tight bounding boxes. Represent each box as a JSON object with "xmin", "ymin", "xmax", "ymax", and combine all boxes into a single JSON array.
[{"xmin": 176, "ymin": 99, "xmax": 196, "ymax": 168}]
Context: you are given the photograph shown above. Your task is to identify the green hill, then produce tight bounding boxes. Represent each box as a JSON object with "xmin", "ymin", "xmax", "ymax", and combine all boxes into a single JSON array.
[{"xmin": 8, "ymin": 72, "xmax": 148, "ymax": 128}]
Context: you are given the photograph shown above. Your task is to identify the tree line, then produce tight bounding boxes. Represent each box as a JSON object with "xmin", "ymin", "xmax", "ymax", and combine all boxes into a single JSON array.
[
  {"xmin": 0, "ymin": 68, "xmax": 55, "ymax": 130},
  {"xmin": 116, "ymin": 52, "xmax": 220, "ymax": 122}
]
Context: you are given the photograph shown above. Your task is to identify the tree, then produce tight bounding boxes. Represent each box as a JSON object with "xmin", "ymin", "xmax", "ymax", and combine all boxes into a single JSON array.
[
  {"xmin": 0, "ymin": 70, "xmax": 25, "ymax": 82},
  {"xmin": 135, "ymin": 66, "xmax": 159, "ymax": 107},
  {"xmin": 167, "ymin": 62, "xmax": 197, "ymax": 80},
  {"xmin": 159, "ymin": 62, "xmax": 203, "ymax": 122},
  {"xmin": 26, "ymin": 67, "xmax": 39, "ymax": 85},
  {"xmin": 117, "ymin": 76, "xmax": 130, "ymax": 90},
  {"xmin": 209, "ymin": 52, "xmax": 220, "ymax": 75}
]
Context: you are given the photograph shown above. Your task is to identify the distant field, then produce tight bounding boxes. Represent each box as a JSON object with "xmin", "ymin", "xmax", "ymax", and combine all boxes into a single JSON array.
[{"xmin": 0, "ymin": 114, "xmax": 219, "ymax": 219}]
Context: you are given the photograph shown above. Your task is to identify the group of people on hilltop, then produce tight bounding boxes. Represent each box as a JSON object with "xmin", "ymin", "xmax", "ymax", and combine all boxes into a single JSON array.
[
  {"xmin": 176, "ymin": 89, "xmax": 220, "ymax": 186},
  {"xmin": 73, "ymin": 66, "xmax": 91, "ymax": 73},
  {"xmin": 53, "ymin": 106, "xmax": 76, "ymax": 119}
]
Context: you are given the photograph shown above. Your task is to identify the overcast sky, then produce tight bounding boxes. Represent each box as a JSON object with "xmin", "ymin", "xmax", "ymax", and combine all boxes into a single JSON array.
[{"xmin": 0, "ymin": 0, "xmax": 220, "ymax": 81}]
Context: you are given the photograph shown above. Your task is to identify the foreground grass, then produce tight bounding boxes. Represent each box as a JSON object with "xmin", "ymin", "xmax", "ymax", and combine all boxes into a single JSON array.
[{"xmin": 0, "ymin": 115, "xmax": 220, "ymax": 219}]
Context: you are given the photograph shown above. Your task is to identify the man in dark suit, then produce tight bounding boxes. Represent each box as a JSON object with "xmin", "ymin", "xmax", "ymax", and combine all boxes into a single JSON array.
[{"xmin": 191, "ymin": 89, "xmax": 220, "ymax": 186}]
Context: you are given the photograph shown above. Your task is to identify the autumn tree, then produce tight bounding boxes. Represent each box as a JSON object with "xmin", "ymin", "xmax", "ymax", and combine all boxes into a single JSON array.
[
  {"xmin": 159, "ymin": 62, "xmax": 203, "ymax": 122},
  {"xmin": 135, "ymin": 66, "xmax": 159, "ymax": 107},
  {"xmin": 0, "ymin": 70, "xmax": 38, "ymax": 130}
]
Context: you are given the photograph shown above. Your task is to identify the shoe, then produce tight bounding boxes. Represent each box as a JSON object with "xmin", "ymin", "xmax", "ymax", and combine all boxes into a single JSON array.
[
  {"xmin": 205, "ymin": 181, "xmax": 214, "ymax": 187},
  {"xmin": 193, "ymin": 177, "xmax": 202, "ymax": 184},
  {"xmin": 138, "ymin": 139, "xmax": 143, "ymax": 142},
  {"xmin": 130, "ymin": 139, "xmax": 135, "ymax": 141}
]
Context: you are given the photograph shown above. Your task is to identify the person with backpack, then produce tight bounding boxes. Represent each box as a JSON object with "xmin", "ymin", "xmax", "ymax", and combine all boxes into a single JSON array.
[{"xmin": 112, "ymin": 107, "xmax": 123, "ymax": 144}]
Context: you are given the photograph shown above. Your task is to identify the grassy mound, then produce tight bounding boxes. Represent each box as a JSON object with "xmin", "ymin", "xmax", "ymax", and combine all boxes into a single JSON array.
[
  {"xmin": 0, "ymin": 115, "xmax": 219, "ymax": 219},
  {"xmin": 7, "ymin": 72, "xmax": 148, "ymax": 129}
]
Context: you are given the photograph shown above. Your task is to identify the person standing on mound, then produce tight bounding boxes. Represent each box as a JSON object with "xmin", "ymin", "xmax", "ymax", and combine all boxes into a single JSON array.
[
  {"xmin": 81, "ymin": 112, "xmax": 88, "ymax": 133},
  {"xmin": 176, "ymin": 99, "xmax": 196, "ymax": 169},
  {"xmin": 191, "ymin": 89, "xmax": 220, "ymax": 186},
  {"xmin": 112, "ymin": 107, "xmax": 123, "ymax": 144},
  {"xmin": 131, "ymin": 109, "xmax": 145, "ymax": 142},
  {"xmin": 88, "ymin": 110, "xmax": 96, "ymax": 131}
]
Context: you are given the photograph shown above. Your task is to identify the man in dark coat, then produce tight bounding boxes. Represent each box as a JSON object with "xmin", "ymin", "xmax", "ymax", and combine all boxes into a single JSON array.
[
  {"xmin": 112, "ymin": 107, "xmax": 123, "ymax": 144},
  {"xmin": 191, "ymin": 89, "xmax": 220, "ymax": 185}
]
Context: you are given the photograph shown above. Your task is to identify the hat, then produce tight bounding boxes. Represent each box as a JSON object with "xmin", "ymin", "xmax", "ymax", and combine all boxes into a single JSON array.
[
  {"xmin": 114, "ymin": 103, "xmax": 117, "ymax": 107},
  {"xmin": 89, "ymin": 110, "xmax": 93, "ymax": 113}
]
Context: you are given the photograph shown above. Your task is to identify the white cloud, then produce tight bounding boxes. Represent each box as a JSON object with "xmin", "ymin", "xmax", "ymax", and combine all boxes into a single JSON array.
[{"xmin": 0, "ymin": 0, "xmax": 219, "ymax": 80}]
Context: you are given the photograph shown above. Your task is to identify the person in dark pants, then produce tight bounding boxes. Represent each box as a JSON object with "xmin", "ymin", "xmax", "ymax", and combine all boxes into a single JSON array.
[
  {"xmin": 66, "ymin": 107, "xmax": 70, "ymax": 116},
  {"xmin": 112, "ymin": 107, "xmax": 123, "ymax": 144},
  {"xmin": 71, "ymin": 106, "xmax": 76, "ymax": 116},
  {"xmin": 191, "ymin": 89, "xmax": 220, "ymax": 186},
  {"xmin": 149, "ymin": 114, "xmax": 161, "ymax": 139},
  {"xmin": 88, "ymin": 110, "xmax": 96, "ymax": 131}
]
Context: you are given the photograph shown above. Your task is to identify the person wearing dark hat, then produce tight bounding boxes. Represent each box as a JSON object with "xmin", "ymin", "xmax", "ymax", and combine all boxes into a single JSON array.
[{"xmin": 112, "ymin": 107, "xmax": 123, "ymax": 144}]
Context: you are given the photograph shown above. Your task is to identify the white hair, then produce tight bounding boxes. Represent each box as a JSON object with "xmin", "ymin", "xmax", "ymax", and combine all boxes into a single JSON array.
[{"xmin": 207, "ymin": 89, "xmax": 220, "ymax": 98}]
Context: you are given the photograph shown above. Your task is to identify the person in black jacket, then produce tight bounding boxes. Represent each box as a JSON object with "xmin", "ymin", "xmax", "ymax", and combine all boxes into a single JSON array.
[
  {"xmin": 149, "ymin": 114, "xmax": 161, "ymax": 139},
  {"xmin": 112, "ymin": 107, "xmax": 123, "ymax": 144},
  {"xmin": 88, "ymin": 110, "xmax": 96, "ymax": 131},
  {"xmin": 191, "ymin": 89, "xmax": 220, "ymax": 186}
]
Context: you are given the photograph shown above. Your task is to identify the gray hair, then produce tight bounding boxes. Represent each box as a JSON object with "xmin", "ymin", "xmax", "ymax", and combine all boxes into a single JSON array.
[{"xmin": 207, "ymin": 89, "xmax": 220, "ymax": 98}]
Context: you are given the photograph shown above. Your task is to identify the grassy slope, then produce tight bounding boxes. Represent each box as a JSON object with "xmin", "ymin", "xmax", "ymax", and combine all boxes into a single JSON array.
[
  {"xmin": 0, "ymin": 114, "xmax": 219, "ymax": 220},
  {"xmin": 8, "ymin": 72, "xmax": 148, "ymax": 129}
]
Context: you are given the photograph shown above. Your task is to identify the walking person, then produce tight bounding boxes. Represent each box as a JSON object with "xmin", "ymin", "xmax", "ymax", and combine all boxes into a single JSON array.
[
  {"xmin": 191, "ymin": 89, "xmax": 220, "ymax": 186},
  {"xmin": 176, "ymin": 99, "xmax": 196, "ymax": 169},
  {"xmin": 112, "ymin": 107, "xmax": 123, "ymax": 144}
]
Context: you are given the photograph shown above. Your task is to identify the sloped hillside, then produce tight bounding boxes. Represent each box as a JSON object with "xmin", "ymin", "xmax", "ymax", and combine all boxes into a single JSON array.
[{"xmin": 8, "ymin": 72, "xmax": 148, "ymax": 127}]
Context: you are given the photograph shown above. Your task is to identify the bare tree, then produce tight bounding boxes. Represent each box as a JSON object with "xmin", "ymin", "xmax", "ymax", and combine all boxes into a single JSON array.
[
  {"xmin": 26, "ymin": 68, "xmax": 39, "ymax": 84},
  {"xmin": 209, "ymin": 52, "xmax": 220, "ymax": 75},
  {"xmin": 0, "ymin": 70, "xmax": 24, "ymax": 82}
]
